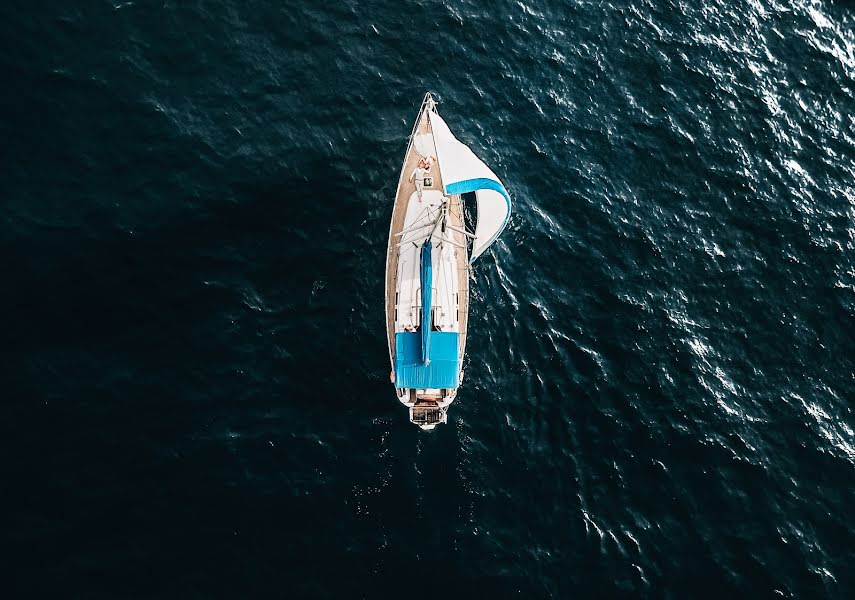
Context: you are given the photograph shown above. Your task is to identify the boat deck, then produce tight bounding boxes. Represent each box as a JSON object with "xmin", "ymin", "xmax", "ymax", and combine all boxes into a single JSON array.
[{"xmin": 385, "ymin": 106, "xmax": 470, "ymax": 378}]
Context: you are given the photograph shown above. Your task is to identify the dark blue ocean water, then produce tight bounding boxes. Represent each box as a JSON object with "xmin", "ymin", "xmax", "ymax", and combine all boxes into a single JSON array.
[{"xmin": 3, "ymin": 0, "xmax": 855, "ymax": 597}]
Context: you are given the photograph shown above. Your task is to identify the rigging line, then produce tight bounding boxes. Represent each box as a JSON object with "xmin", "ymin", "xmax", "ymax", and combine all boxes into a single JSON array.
[
  {"xmin": 406, "ymin": 199, "xmax": 446, "ymax": 247},
  {"xmin": 427, "ymin": 104, "xmax": 445, "ymax": 191},
  {"xmin": 432, "ymin": 234, "xmax": 465, "ymax": 249},
  {"xmin": 408, "ymin": 203, "xmax": 435, "ymax": 227},
  {"xmin": 442, "ymin": 251, "xmax": 453, "ymax": 326},
  {"xmin": 395, "ymin": 217, "xmax": 435, "ymax": 237},
  {"xmin": 445, "ymin": 223, "xmax": 475, "ymax": 239},
  {"xmin": 410, "ymin": 200, "xmax": 435, "ymax": 223},
  {"xmin": 447, "ymin": 195, "xmax": 462, "ymax": 218},
  {"xmin": 401, "ymin": 211, "xmax": 436, "ymax": 235},
  {"xmin": 397, "ymin": 207, "xmax": 440, "ymax": 247}
]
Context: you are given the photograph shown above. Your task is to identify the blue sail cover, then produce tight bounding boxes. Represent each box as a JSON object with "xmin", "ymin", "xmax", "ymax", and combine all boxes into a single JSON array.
[
  {"xmin": 395, "ymin": 332, "xmax": 459, "ymax": 389},
  {"xmin": 420, "ymin": 241, "xmax": 432, "ymax": 364}
]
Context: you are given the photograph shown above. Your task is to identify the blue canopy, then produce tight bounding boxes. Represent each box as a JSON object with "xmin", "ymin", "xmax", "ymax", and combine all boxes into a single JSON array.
[
  {"xmin": 395, "ymin": 332, "xmax": 459, "ymax": 389},
  {"xmin": 420, "ymin": 241, "xmax": 432, "ymax": 364}
]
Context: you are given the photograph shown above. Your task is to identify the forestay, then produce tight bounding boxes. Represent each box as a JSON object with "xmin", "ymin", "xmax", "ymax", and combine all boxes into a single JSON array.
[{"xmin": 429, "ymin": 110, "xmax": 511, "ymax": 261}]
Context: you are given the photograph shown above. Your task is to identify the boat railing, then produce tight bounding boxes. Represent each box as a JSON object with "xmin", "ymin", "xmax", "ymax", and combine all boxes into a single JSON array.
[
  {"xmin": 410, "ymin": 405, "xmax": 445, "ymax": 427},
  {"xmin": 458, "ymin": 263, "xmax": 471, "ymax": 362},
  {"xmin": 407, "ymin": 92, "xmax": 436, "ymax": 146}
]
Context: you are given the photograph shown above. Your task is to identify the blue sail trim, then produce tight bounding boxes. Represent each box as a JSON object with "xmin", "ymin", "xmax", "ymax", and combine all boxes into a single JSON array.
[
  {"xmin": 444, "ymin": 178, "xmax": 511, "ymax": 261},
  {"xmin": 419, "ymin": 241, "xmax": 432, "ymax": 364}
]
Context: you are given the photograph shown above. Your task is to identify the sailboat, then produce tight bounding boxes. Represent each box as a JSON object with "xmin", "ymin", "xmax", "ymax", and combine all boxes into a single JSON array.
[{"xmin": 385, "ymin": 92, "xmax": 512, "ymax": 429}]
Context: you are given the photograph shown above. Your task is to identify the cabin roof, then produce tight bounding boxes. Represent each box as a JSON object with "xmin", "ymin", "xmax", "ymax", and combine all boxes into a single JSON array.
[{"xmin": 395, "ymin": 332, "xmax": 459, "ymax": 389}]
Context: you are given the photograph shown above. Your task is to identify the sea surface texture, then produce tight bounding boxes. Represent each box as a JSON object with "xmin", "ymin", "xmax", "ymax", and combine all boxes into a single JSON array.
[{"xmin": 4, "ymin": 0, "xmax": 854, "ymax": 597}]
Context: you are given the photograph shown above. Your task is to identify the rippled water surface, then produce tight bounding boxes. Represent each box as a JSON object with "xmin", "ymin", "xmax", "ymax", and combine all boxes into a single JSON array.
[{"xmin": 4, "ymin": 0, "xmax": 855, "ymax": 597}]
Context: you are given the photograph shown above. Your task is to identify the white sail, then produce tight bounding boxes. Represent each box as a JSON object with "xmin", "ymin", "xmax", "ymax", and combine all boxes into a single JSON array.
[{"xmin": 428, "ymin": 110, "xmax": 511, "ymax": 261}]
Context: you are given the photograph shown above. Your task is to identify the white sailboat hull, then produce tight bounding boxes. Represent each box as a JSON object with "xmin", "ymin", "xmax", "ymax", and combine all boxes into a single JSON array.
[
  {"xmin": 385, "ymin": 92, "xmax": 510, "ymax": 429},
  {"xmin": 384, "ymin": 94, "xmax": 470, "ymax": 429}
]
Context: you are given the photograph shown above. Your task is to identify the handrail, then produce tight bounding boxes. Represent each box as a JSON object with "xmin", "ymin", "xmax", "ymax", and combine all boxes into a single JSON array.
[{"xmin": 407, "ymin": 92, "xmax": 436, "ymax": 146}]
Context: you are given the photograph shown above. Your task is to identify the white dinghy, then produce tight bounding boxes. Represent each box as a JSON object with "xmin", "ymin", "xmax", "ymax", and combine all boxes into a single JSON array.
[{"xmin": 385, "ymin": 93, "xmax": 511, "ymax": 429}]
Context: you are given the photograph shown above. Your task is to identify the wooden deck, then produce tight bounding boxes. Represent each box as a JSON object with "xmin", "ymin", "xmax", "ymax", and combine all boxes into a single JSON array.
[{"xmin": 385, "ymin": 104, "xmax": 470, "ymax": 380}]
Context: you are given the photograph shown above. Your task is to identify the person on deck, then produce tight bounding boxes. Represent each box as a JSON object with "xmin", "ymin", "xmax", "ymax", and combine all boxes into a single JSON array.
[
  {"xmin": 410, "ymin": 165, "xmax": 427, "ymax": 200},
  {"xmin": 418, "ymin": 155, "xmax": 435, "ymax": 172}
]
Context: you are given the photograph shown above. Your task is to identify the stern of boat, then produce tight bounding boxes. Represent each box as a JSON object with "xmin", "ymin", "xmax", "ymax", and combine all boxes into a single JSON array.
[
  {"xmin": 396, "ymin": 388, "xmax": 456, "ymax": 430},
  {"xmin": 386, "ymin": 92, "xmax": 471, "ymax": 430},
  {"xmin": 410, "ymin": 403, "xmax": 446, "ymax": 430}
]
